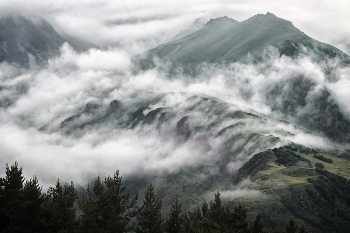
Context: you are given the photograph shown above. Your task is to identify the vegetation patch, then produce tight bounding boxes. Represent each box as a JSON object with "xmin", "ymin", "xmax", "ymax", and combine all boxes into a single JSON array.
[
  {"xmin": 314, "ymin": 154, "xmax": 333, "ymax": 163},
  {"xmin": 273, "ymin": 147, "xmax": 312, "ymax": 168}
]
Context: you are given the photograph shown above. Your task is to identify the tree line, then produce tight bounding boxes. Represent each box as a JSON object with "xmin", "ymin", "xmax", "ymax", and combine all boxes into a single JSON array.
[{"xmin": 0, "ymin": 162, "xmax": 309, "ymax": 233}]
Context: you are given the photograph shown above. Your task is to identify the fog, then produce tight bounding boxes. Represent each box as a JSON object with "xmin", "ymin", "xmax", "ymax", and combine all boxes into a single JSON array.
[
  {"xmin": 1, "ymin": 40, "xmax": 349, "ymax": 190},
  {"xmin": 1, "ymin": 2, "xmax": 350, "ymax": 191}
]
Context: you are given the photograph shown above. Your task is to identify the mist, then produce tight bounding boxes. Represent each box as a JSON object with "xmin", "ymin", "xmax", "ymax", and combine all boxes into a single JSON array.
[
  {"xmin": 1, "ymin": 34, "xmax": 349, "ymax": 190},
  {"xmin": 1, "ymin": 1, "xmax": 350, "ymax": 192}
]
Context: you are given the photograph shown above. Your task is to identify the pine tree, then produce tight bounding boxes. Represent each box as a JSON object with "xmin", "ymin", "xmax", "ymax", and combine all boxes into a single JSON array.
[
  {"xmin": 183, "ymin": 205, "xmax": 204, "ymax": 233},
  {"xmin": 165, "ymin": 197, "xmax": 182, "ymax": 233},
  {"xmin": 231, "ymin": 202, "xmax": 249, "ymax": 231},
  {"xmin": 179, "ymin": 212, "xmax": 192, "ymax": 233},
  {"xmin": 201, "ymin": 200, "xmax": 208, "ymax": 218},
  {"xmin": 207, "ymin": 191, "xmax": 224, "ymax": 232},
  {"xmin": 209, "ymin": 190, "xmax": 222, "ymax": 224},
  {"xmin": 45, "ymin": 178, "xmax": 79, "ymax": 233},
  {"xmin": 298, "ymin": 223, "xmax": 308, "ymax": 233},
  {"xmin": 250, "ymin": 213, "xmax": 266, "ymax": 233},
  {"xmin": 62, "ymin": 181, "xmax": 80, "ymax": 232},
  {"xmin": 22, "ymin": 176, "xmax": 46, "ymax": 233},
  {"xmin": 286, "ymin": 217, "xmax": 298, "ymax": 233},
  {"xmin": 103, "ymin": 170, "xmax": 138, "ymax": 232},
  {"xmin": 79, "ymin": 171, "xmax": 138, "ymax": 233},
  {"xmin": 78, "ymin": 176, "xmax": 105, "ymax": 233},
  {"xmin": 135, "ymin": 183, "xmax": 163, "ymax": 233},
  {"xmin": 0, "ymin": 161, "xmax": 25, "ymax": 232}
]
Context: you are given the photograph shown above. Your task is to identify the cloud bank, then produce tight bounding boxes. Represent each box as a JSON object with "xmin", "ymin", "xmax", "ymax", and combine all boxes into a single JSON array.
[
  {"xmin": 1, "ymin": 1, "xmax": 350, "ymax": 190},
  {"xmin": 1, "ymin": 41, "xmax": 349, "ymax": 189}
]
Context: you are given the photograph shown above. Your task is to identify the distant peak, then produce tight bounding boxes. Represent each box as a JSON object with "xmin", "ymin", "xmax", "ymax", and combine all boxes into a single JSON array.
[
  {"xmin": 245, "ymin": 12, "xmax": 295, "ymax": 27},
  {"xmin": 205, "ymin": 16, "xmax": 239, "ymax": 26},
  {"xmin": 265, "ymin": 12, "xmax": 276, "ymax": 17},
  {"xmin": 251, "ymin": 12, "xmax": 277, "ymax": 19}
]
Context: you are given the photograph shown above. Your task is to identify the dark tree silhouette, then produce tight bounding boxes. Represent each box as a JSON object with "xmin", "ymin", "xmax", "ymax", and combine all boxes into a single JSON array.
[{"xmin": 135, "ymin": 183, "xmax": 163, "ymax": 233}]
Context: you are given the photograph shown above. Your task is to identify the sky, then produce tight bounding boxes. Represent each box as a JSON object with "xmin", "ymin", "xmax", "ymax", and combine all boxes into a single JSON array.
[
  {"xmin": 1, "ymin": 0, "xmax": 350, "ymax": 54},
  {"xmin": 1, "ymin": 0, "xmax": 350, "ymax": 189}
]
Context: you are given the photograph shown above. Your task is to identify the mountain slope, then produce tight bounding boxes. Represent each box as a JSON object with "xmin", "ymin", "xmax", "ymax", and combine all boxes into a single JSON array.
[
  {"xmin": 0, "ymin": 16, "xmax": 95, "ymax": 67},
  {"xmin": 234, "ymin": 145, "xmax": 350, "ymax": 232},
  {"xmin": 138, "ymin": 13, "xmax": 348, "ymax": 64}
]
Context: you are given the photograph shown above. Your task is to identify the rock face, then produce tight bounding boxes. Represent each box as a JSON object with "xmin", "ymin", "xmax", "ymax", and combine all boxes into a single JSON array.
[
  {"xmin": 176, "ymin": 116, "xmax": 191, "ymax": 140},
  {"xmin": 139, "ymin": 13, "xmax": 348, "ymax": 65},
  {"xmin": 143, "ymin": 108, "xmax": 163, "ymax": 125},
  {"xmin": 0, "ymin": 16, "xmax": 62, "ymax": 67},
  {"xmin": 106, "ymin": 100, "xmax": 122, "ymax": 116},
  {"xmin": 0, "ymin": 16, "xmax": 94, "ymax": 67}
]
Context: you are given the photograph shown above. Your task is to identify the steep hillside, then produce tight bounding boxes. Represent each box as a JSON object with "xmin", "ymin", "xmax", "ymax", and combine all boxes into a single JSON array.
[
  {"xmin": 121, "ymin": 145, "xmax": 350, "ymax": 232},
  {"xmin": 234, "ymin": 145, "xmax": 350, "ymax": 232},
  {"xmin": 0, "ymin": 16, "xmax": 94, "ymax": 67}
]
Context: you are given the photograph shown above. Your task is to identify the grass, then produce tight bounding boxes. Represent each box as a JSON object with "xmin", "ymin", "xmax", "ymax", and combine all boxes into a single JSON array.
[{"xmin": 125, "ymin": 144, "xmax": 350, "ymax": 232}]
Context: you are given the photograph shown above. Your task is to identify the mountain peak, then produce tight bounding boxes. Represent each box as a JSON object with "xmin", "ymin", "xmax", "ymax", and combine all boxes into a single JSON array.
[
  {"xmin": 205, "ymin": 16, "xmax": 238, "ymax": 26},
  {"xmin": 265, "ymin": 12, "xmax": 276, "ymax": 17},
  {"xmin": 253, "ymin": 12, "xmax": 277, "ymax": 18},
  {"xmin": 247, "ymin": 12, "xmax": 293, "ymax": 26}
]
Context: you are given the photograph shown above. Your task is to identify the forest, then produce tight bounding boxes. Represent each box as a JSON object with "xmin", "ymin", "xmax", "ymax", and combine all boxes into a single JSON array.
[{"xmin": 0, "ymin": 162, "xmax": 309, "ymax": 233}]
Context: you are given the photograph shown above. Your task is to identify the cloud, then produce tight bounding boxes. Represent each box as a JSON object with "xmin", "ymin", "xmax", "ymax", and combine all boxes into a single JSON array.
[
  {"xmin": 1, "ymin": 42, "xmax": 349, "ymax": 190},
  {"xmin": 1, "ymin": 2, "xmax": 350, "ymax": 191},
  {"xmin": 1, "ymin": 0, "xmax": 350, "ymax": 54},
  {"xmin": 219, "ymin": 180, "xmax": 263, "ymax": 200}
]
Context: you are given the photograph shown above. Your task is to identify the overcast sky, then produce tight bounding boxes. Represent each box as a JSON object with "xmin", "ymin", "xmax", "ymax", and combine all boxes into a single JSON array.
[{"xmin": 1, "ymin": 0, "xmax": 350, "ymax": 54}]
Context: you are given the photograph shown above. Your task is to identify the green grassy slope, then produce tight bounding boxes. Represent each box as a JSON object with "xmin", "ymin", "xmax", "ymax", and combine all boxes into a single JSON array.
[
  {"xmin": 234, "ymin": 145, "xmax": 350, "ymax": 232},
  {"xmin": 125, "ymin": 144, "xmax": 350, "ymax": 232}
]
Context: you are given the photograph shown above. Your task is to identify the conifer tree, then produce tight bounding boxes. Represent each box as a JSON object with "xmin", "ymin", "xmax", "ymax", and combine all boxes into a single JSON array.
[
  {"xmin": 209, "ymin": 190, "xmax": 222, "ymax": 224},
  {"xmin": 22, "ymin": 176, "xmax": 46, "ymax": 233},
  {"xmin": 179, "ymin": 212, "xmax": 192, "ymax": 233},
  {"xmin": 78, "ymin": 176, "xmax": 105, "ymax": 233},
  {"xmin": 181, "ymin": 205, "xmax": 203, "ymax": 233},
  {"xmin": 231, "ymin": 202, "xmax": 249, "ymax": 231},
  {"xmin": 206, "ymin": 191, "xmax": 224, "ymax": 232},
  {"xmin": 250, "ymin": 213, "xmax": 266, "ymax": 233},
  {"xmin": 45, "ymin": 178, "xmax": 79, "ymax": 233},
  {"xmin": 298, "ymin": 223, "xmax": 308, "ymax": 233},
  {"xmin": 135, "ymin": 183, "xmax": 163, "ymax": 233},
  {"xmin": 79, "ymin": 171, "xmax": 138, "ymax": 233},
  {"xmin": 165, "ymin": 197, "xmax": 182, "ymax": 233},
  {"xmin": 0, "ymin": 161, "xmax": 25, "ymax": 232},
  {"xmin": 201, "ymin": 200, "xmax": 208, "ymax": 218},
  {"xmin": 103, "ymin": 170, "xmax": 138, "ymax": 232},
  {"xmin": 286, "ymin": 217, "xmax": 298, "ymax": 233}
]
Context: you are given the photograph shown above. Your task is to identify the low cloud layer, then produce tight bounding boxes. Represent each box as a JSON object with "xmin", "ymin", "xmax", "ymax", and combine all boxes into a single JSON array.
[
  {"xmin": 1, "ymin": 41, "xmax": 349, "ymax": 189},
  {"xmin": 1, "ymin": 2, "xmax": 350, "ymax": 190}
]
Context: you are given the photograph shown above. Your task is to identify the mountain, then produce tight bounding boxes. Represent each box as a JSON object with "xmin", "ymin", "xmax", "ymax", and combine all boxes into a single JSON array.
[
  {"xmin": 43, "ymin": 92, "xmax": 350, "ymax": 231},
  {"xmin": 0, "ymin": 16, "xmax": 95, "ymax": 67},
  {"xmin": 133, "ymin": 13, "xmax": 350, "ymax": 144},
  {"xmin": 2, "ymin": 12, "xmax": 350, "ymax": 232},
  {"xmin": 137, "ymin": 13, "xmax": 349, "ymax": 65},
  {"xmin": 171, "ymin": 18, "xmax": 207, "ymax": 41}
]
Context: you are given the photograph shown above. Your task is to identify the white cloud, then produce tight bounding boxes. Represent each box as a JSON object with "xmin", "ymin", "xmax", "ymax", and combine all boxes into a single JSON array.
[
  {"xmin": 1, "ymin": 0, "xmax": 350, "ymax": 54},
  {"xmin": 1, "ymin": 1, "xmax": 350, "ymax": 190}
]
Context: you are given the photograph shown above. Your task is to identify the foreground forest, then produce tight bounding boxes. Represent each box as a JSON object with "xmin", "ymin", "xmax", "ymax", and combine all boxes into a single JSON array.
[{"xmin": 0, "ymin": 162, "xmax": 309, "ymax": 233}]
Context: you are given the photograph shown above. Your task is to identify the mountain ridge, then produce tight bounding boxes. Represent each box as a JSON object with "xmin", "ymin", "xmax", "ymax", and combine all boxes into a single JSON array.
[{"xmin": 137, "ymin": 12, "xmax": 348, "ymax": 65}]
